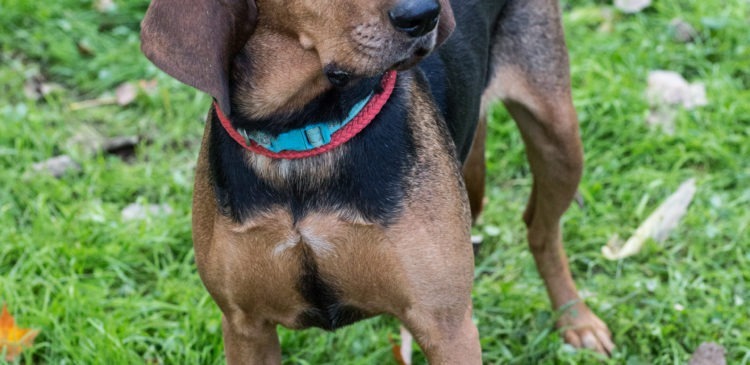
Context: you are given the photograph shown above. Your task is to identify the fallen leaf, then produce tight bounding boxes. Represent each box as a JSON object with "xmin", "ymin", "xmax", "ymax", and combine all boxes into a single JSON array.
[
  {"xmin": 121, "ymin": 203, "xmax": 174, "ymax": 221},
  {"xmin": 670, "ymin": 18, "xmax": 698, "ymax": 43},
  {"xmin": 115, "ymin": 82, "xmax": 138, "ymax": 106},
  {"xmin": 647, "ymin": 71, "xmax": 707, "ymax": 109},
  {"xmin": 76, "ymin": 40, "xmax": 95, "ymax": 57},
  {"xmin": 70, "ymin": 80, "xmax": 153, "ymax": 110},
  {"xmin": 399, "ymin": 326, "xmax": 413, "ymax": 365},
  {"xmin": 66, "ymin": 125, "xmax": 107, "ymax": 155},
  {"xmin": 0, "ymin": 305, "xmax": 40, "ymax": 362},
  {"xmin": 138, "ymin": 79, "xmax": 159, "ymax": 95},
  {"xmin": 69, "ymin": 97, "xmax": 117, "ymax": 111},
  {"xmin": 103, "ymin": 135, "xmax": 140, "ymax": 161},
  {"xmin": 23, "ymin": 74, "xmax": 63, "ymax": 101},
  {"xmin": 388, "ymin": 327, "xmax": 413, "ymax": 365},
  {"xmin": 603, "ymin": 178, "xmax": 696, "ymax": 260},
  {"xmin": 689, "ymin": 342, "xmax": 726, "ymax": 365},
  {"xmin": 614, "ymin": 0, "xmax": 651, "ymax": 13},
  {"xmin": 646, "ymin": 71, "xmax": 707, "ymax": 133},
  {"xmin": 30, "ymin": 155, "xmax": 81, "ymax": 178},
  {"xmin": 568, "ymin": 6, "xmax": 614, "ymax": 33},
  {"xmin": 95, "ymin": 0, "xmax": 117, "ymax": 13}
]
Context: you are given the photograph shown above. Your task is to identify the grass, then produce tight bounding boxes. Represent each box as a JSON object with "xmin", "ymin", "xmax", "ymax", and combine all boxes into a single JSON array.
[{"xmin": 1, "ymin": 0, "xmax": 748, "ymax": 363}]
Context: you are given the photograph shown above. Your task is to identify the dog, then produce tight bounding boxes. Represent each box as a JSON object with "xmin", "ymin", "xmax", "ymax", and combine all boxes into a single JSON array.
[{"xmin": 141, "ymin": 0, "xmax": 614, "ymax": 362}]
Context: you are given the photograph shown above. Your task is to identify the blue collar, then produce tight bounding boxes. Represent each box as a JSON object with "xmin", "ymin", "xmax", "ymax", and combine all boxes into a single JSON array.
[{"xmin": 237, "ymin": 92, "xmax": 374, "ymax": 153}]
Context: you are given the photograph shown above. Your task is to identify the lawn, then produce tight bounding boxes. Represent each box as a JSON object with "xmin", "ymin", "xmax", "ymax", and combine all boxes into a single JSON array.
[{"xmin": 1, "ymin": 0, "xmax": 748, "ymax": 363}]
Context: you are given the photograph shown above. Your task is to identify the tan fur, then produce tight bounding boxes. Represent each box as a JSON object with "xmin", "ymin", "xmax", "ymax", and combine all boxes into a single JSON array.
[
  {"xmin": 193, "ymin": 76, "xmax": 481, "ymax": 364},
  {"xmin": 158, "ymin": 0, "xmax": 616, "ymax": 361}
]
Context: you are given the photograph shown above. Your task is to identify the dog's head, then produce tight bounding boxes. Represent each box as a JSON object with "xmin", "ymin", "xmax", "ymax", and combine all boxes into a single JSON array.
[{"xmin": 141, "ymin": 0, "xmax": 455, "ymax": 117}]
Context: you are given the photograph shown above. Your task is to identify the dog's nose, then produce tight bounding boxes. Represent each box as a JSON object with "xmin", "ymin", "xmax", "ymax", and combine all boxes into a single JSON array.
[{"xmin": 388, "ymin": 0, "xmax": 441, "ymax": 38}]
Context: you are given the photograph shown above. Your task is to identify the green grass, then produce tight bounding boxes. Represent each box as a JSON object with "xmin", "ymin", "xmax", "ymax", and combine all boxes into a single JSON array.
[{"xmin": 1, "ymin": 0, "xmax": 748, "ymax": 363}]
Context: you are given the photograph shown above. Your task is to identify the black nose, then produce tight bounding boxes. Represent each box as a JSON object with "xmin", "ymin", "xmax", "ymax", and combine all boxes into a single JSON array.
[{"xmin": 388, "ymin": 0, "xmax": 440, "ymax": 38}]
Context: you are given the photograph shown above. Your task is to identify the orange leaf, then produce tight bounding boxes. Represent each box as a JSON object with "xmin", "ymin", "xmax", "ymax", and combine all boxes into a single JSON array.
[
  {"xmin": 0, "ymin": 304, "xmax": 40, "ymax": 361},
  {"xmin": 388, "ymin": 334, "xmax": 407, "ymax": 365}
]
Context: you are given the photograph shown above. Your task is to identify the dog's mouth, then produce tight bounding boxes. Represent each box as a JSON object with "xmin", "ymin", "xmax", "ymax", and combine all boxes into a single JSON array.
[
  {"xmin": 391, "ymin": 46, "xmax": 432, "ymax": 70},
  {"xmin": 324, "ymin": 40, "xmax": 435, "ymax": 88}
]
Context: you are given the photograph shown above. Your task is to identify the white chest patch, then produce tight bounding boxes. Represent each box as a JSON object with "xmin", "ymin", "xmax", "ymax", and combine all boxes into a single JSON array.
[{"xmin": 272, "ymin": 228, "xmax": 335, "ymax": 257}]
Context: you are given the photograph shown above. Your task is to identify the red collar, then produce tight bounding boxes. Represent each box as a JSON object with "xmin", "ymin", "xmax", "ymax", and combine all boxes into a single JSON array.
[{"xmin": 214, "ymin": 71, "xmax": 397, "ymax": 160}]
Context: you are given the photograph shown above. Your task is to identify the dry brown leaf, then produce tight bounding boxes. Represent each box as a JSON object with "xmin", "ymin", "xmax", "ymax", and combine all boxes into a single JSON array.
[
  {"xmin": 138, "ymin": 79, "xmax": 159, "ymax": 95},
  {"xmin": 603, "ymin": 178, "xmax": 696, "ymax": 260},
  {"xmin": 0, "ymin": 305, "xmax": 40, "ymax": 361}
]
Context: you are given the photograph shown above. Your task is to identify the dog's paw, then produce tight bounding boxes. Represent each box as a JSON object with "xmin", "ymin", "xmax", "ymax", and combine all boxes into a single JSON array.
[{"xmin": 557, "ymin": 304, "xmax": 614, "ymax": 356}]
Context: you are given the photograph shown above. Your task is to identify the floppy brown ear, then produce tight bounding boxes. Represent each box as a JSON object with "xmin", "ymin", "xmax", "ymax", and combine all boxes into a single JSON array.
[
  {"xmin": 436, "ymin": 0, "xmax": 456, "ymax": 47},
  {"xmin": 141, "ymin": 0, "xmax": 257, "ymax": 115}
]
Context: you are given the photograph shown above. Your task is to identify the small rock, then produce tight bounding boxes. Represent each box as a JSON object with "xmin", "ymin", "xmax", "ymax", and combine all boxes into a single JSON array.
[
  {"xmin": 31, "ymin": 155, "xmax": 81, "ymax": 178},
  {"xmin": 670, "ymin": 18, "xmax": 698, "ymax": 43},
  {"xmin": 614, "ymin": 0, "xmax": 651, "ymax": 13},
  {"xmin": 121, "ymin": 203, "xmax": 174, "ymax": 221},
  {"xmin": 688, "ymin": 342, "xmax": 726, "ymax": 365}
]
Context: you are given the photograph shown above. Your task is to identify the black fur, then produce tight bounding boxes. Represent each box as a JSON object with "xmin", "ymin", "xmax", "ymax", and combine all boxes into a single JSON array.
[
  {"xmin": 229, "ymin": 75, "xmax": 383, "ymax": 135},
  {"xmin": 206, "ymin": 0, "xmax": 512, "ymax": 332},
  {"xmin": 423, "ymin": 0, "xmax": 509, "ymax": 161},
  {"xmin": 296, "ymin": 245, "xmax": 369, "ymax": 330},
  {"xmin": 208, "ymin": 74, "xmax": 415, "ymax": 226}
]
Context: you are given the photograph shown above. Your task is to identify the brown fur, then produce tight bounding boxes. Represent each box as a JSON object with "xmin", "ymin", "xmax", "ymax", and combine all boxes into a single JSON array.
[
  {"xmin": 143, "ymin": 0, "xmax": 614, "ymax": 362},
  {"xmin": 192, "ymin": 75, "xmax": 481, "ymax": 363}
]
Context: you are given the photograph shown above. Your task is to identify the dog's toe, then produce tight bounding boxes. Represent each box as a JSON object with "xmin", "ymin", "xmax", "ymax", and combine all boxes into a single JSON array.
[{"xmin": 558, "ymin": 303, "xmax": 614, "ymax": 356}]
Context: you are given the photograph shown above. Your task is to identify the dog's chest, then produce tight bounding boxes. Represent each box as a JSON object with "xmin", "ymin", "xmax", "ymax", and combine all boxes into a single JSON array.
[{"xmin": 208, "ymin": 91, "xmax": 417, "ymax": 226}]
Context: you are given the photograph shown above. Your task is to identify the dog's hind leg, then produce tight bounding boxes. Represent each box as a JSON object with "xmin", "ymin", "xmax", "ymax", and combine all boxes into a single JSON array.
[
  {"xmin": 462, "ymin": 115, "xmax": 488, "ymax": 223},
  {"xmin": 484, "ymin": 0, "xmax": 614, "ymax": 355}
]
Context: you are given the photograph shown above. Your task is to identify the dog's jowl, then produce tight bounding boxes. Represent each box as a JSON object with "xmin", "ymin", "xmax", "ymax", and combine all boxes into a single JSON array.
[{"xmin": 141, "ymin": 0, "xmax": 614, "ymax": 362}]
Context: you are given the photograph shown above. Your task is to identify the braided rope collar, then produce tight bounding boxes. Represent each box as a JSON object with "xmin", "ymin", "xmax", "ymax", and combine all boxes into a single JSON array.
[{"xmin": 214, "ymin": 71, "xmax": 397, "ymax": 160}]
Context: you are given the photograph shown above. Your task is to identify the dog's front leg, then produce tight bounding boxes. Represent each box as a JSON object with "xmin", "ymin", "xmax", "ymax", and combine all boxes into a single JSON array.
[
  {"xmin": 399, "ymin": 303, "xmax": 481, "ymax": 364},
  {"xmin": 222, "ymin": 315, "xmax": 281, "ymax": 365}
]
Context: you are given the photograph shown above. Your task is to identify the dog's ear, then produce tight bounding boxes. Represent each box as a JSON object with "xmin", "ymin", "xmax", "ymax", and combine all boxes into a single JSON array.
[
  {"xmin": 141, "ymin": 0, "xmax": 257, "ymax": 115},
  {"xmin": 436, "ymin": 0, "xmax": 455, "ymax": 47}
]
